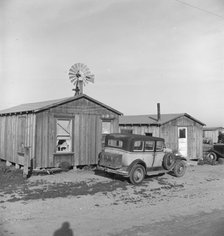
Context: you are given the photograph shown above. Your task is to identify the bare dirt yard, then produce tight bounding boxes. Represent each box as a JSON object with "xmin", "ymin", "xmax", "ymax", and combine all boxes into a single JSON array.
[{"xmin": 1, "ymin": 161, "xmax": 224, "ymax": 236}]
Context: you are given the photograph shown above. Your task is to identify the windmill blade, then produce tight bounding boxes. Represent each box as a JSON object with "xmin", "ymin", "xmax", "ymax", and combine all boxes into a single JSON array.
[
  {"xmin": 70, "ymin": 78, "xmax": 78, "ymax": 84},
  {"xmin": 68, "ymin": 63, "xmax": 95, "ymax": 94},
  {"xmin": 85, "ymin": 75, "xmax": 94, "ymax": 83},
  {"xmin": 68, "ymin": 71, "xmax": 77, "ymax": 77}
]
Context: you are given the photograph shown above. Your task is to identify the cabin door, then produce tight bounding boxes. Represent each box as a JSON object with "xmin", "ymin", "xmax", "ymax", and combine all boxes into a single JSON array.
[{"xmin": 178, "ymin": 127, "xmax": 188, "ymax": 157}]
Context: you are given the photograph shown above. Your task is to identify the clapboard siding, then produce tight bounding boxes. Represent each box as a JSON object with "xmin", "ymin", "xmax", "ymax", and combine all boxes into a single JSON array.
[
  {"xmin": 0, "ymin": 113, "xmax": 36, "ymax": 165},
  {"xmin": 32, "ymin": 97, "xmax": 120, "ymax": 167},
  {"xmin": 203, "ymin": 130, "xmax": 219, "ymax": 143},
  {"xmin": 119, "ymin": 125, "xmax": 159, "ymax": 136},
  {"xmin": 203, "ymin": 128, "xmax": 224, "ymax": 144}
]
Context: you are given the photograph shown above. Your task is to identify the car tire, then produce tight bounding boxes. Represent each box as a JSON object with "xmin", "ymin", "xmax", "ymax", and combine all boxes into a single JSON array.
[
  {"xmin": 129, "ymin": 164, "xmax": 145, "ymax": 185},
  {"xmin": 163, "ymin": 153, "xmax": 176, "ymax": 170},
  {"xmin": 206, "ymin": 152, "xmax": 217, "ymax": 165},
  {"xmin": 172, "ymin": 160, "xmax": 187, "ymax": 177}
]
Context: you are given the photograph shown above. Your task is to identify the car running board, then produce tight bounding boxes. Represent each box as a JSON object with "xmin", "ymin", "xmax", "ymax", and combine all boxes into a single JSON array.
[{"xmin": 146, "ymin": 169, "xmax": 169, "ymax": 176}]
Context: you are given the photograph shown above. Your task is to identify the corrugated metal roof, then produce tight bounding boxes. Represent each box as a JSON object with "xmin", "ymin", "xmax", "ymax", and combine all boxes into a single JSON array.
[
  {"xmin": 0, "ymin": 98, "xmax": 65, "ymax": 114},
  {"xmin": 119, "ymin": 113, "xmax": 205, "ymax": 126},
  {"xmin": 0, "ymin": 94, "xmax": 123, "ymax": 116}
]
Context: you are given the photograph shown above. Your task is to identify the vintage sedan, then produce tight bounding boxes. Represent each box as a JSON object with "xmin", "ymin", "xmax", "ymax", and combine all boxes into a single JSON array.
[
  {"xmin": 97, "ymin": 133, "xmax": 187, "ymax": 184},
  {"xmin": 206, "ymin": 143, "xmax": 224, "ymax": 164}
]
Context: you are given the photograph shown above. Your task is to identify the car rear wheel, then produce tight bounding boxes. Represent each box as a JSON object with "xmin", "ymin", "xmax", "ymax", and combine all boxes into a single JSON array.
[
  {"xmin": 206, "ymin": 152, "xmax": 217, "ymax": 165},
  {"xmin": 172, "ymin": 160, "xmax": 187, "ymax": 177},
  {"xmin": 129, "ymin": 164, "xmax": 145, "ymax": 185},
  {"xmin": 163, "ymin": 153, "xmax": 176, "ymax": 170}
]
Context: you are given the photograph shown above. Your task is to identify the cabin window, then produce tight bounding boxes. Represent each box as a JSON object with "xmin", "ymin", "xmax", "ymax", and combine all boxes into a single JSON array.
[
  {"xmin": 101, "ymin": 120, "xmax": 113, "ymax": 147},
  {"xmin": 133, "ymin": 141, "xmax": 144, "ymax": 151},
  {"xmin": 102, "ymin": 121, "xmax": 112, "ymax": 134},
  {"xmin": 144, "ymin": 141, "xmax": 154, "ymax": 151},
  {"xmin": 17, "ymin": 116, "xmax": 26, "ymax": 154},
  {"xmin": 178, "ymin": 128, "xmax": 186, "ymax": 138},
  {"xmin": 56, "ymin": 119, "xmax": 72, "ymax": 152}
]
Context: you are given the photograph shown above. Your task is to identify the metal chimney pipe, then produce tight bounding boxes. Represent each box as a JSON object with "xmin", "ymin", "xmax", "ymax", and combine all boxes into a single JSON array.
[{"xmin": 157, "ymin": 103, "xmax": 161, "ymax": 121}]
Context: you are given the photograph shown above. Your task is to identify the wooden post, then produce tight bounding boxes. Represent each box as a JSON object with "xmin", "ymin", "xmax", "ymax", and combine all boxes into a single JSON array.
[{"xmin": 23, "ymin": 146, "xmax": 30, "ymax": 178}]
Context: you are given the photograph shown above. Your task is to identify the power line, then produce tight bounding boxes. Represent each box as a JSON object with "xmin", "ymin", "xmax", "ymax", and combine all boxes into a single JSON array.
[{"xmin": 174, "ymin": 0, "xmax": 224, "ymax": 21}]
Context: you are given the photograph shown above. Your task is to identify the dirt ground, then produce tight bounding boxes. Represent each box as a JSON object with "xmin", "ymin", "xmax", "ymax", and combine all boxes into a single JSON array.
[{"xmin": 1, "ymin": 162, "xmax": 224, "ymax": 236}]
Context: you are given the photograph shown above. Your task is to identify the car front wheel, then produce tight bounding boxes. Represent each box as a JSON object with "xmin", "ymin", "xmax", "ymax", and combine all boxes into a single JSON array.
[
  {"xmin": 172, "ymin": 160, "xmax": 187, "ymax": 177},
  {"xmin": 129, "ymin": 164, "xmax": 145, "ymax": 185},
  {"xmin": 206, "ymin": 152, "xmax": 217, "ymax": 165}
]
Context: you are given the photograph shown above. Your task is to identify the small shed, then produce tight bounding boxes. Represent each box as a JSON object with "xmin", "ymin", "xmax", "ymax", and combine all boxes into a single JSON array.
[
  {"xmin": 119, "ymin": 113, "xmax": 205, "ymax": 161},
  {"xmin": 0, "ymin": 94, "xmax": 122, "ymax": 168},
  {"xmin": 203, "ymin": 127, "xmax": 224, "ymax": 144}
]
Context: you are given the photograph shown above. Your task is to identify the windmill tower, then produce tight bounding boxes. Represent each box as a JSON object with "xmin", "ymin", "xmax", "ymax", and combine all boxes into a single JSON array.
[{"xmin": 68, "ymin": 63, "xmax": 95, "ymax": 96}]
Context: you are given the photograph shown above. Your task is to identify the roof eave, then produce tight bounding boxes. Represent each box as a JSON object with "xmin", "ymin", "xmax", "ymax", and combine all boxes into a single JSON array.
[
  {"xmin": 160, "ymin": 113, "xmax": 205, "ymax": 126},
  {"xmin": 35, "ymin": 94, "xmax": 123, "ymax": 115}
]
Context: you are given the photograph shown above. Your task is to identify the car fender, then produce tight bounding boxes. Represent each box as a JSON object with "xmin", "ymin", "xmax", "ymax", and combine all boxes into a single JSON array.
[
  {"xmin": 127, "ymin": 159, "xmax": 146, "ymax": 176},
  {"xmin": 175, "ymin": 155, "xmax": 187, "ymax": 162},
  {"xmin": 208, "ymin": 149, "xmax": 224, "ymax": 158}
]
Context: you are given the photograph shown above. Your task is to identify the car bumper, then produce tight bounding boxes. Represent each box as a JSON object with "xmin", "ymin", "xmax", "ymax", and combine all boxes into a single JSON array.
[{"xmin": 97, "ymin": 165, "xmax": 129, "ymax": 177}]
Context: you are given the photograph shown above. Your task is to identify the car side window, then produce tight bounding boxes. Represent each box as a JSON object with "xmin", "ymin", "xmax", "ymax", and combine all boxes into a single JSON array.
[
  {"xmin": 144, "ymin": 141, "xmax": 154, "ymax": 152},
  {"xmin": 156, "ymin": 141, "xmax": 164, "ymax": 151},
  {"xmin": 133, "ymin": 141, "xmax": 143, "ymax": 151}
]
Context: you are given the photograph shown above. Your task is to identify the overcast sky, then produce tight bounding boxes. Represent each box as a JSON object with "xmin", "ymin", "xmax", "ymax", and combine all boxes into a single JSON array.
[{"xmin": 1, "ymin": 0, "xmax": 224, "ymax": 126}]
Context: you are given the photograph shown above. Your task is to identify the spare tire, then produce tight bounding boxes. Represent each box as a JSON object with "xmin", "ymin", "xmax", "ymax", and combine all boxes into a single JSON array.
[{"xmin": 163, "ymin": 153, "xmax": 176, "ymax": 170}]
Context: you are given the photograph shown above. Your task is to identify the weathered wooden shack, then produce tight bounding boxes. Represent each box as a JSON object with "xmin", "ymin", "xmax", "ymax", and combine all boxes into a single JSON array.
[
  {"xmin": 0, "ymin": 94, "xmax": 122, "ymax": 168},
  {"xmin": 119, "ymin": 113, "xmax": 205, "ymax": 161},
  {"xmin": 203, "ymin": 127, "xmax": 224, "ymax": 144}
]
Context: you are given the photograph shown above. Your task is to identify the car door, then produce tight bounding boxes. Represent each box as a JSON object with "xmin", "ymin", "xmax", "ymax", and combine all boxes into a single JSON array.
[
  {"xmin": 143, "ymin": 140, "xmax": 155, "ymax": 167},
  {"xmin": 153, "ymin": 140, "xmax": 165, "ymax": 167}
]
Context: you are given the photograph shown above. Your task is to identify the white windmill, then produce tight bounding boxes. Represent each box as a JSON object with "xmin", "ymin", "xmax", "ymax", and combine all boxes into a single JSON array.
[{"xmin": 68, "ymin": 63, "xmax": 95, "ymax": 95}]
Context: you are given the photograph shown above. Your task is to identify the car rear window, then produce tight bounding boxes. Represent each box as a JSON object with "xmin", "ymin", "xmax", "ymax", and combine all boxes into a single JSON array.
[{"xmin": 107, "ymin": 139, "xmax": 123, "ymax": 148}]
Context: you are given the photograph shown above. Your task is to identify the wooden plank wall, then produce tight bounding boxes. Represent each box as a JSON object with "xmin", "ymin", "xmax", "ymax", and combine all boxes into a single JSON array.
[
  {"xmin": 0, "ymin": 114, "xmax": 36, "ymax": 166},
  {"xmin": 34, "ymin": 98, "xmax": 120, "ymax": 167},
  {"xmin": 119, "ymin": 125, "xmax": 159, "ymax": 136},
  {"xmin": 203, "ymin": 130, "xmax": 219, "ymax": 144},
  {"xmin": 160, "ymin": 117, "xmax": 203, "ymax": 160}
]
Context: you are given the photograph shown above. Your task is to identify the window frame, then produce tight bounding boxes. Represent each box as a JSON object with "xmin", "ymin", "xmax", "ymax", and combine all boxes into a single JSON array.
[
  {"xmin": 155, "ymin": 140, "xmax": 164, "ymax": 152},
  {"xmin": 144, "ymin": 140, "xmax": 155, "ymax": 152},
  {"xmin": 102, "ymin": 120, "xmax": 112, "ymax": 134},
  {"xmin": 133, "ymin": 140, "xmax": 144, "ymax": 152},
  {"xmin": 56, "ymin": 118, "xmax": 73, "ymax": 153}
]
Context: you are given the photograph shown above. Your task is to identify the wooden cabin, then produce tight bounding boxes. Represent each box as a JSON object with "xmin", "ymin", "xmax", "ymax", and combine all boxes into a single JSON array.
[
  {"xmin": 0, "ymin": 94, "xmax": 122, "ymax": 168},
  {"xmin": 203, "ymin": 127, "xmax": 224, "ymax": 144},
  {"xmin": 119, "ymin": 113, "xmax": 205, "ymax": 161}
]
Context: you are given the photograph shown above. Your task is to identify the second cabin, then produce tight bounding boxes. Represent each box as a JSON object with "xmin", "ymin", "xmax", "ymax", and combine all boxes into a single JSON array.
[{"xmin": 119, "ymin": 104, "xmax": 205, "ymax": 161}]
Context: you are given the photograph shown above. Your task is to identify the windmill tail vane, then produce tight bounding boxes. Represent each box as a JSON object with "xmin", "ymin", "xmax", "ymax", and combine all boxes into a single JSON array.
[{"xmin": 68, "ymin": 63, "xmax": 95, "ymax": 96}]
